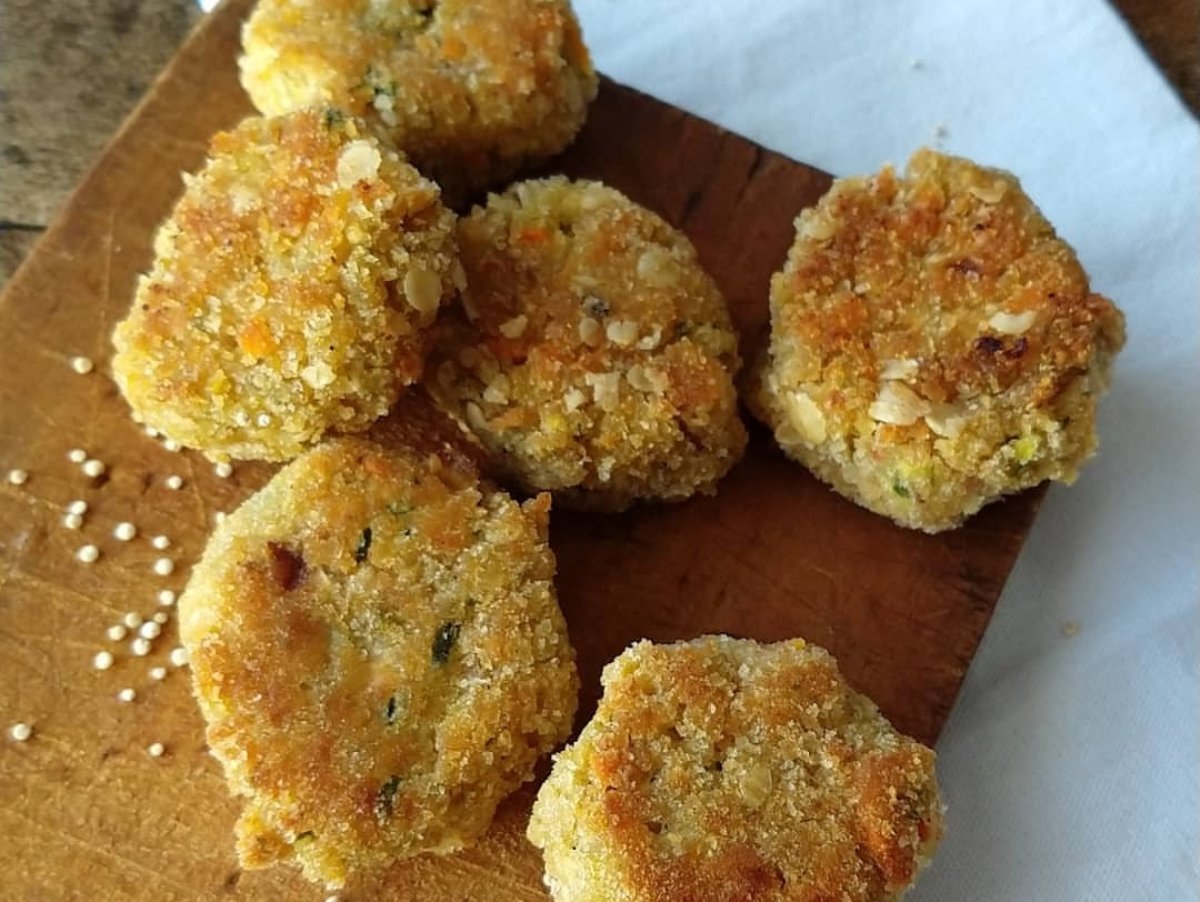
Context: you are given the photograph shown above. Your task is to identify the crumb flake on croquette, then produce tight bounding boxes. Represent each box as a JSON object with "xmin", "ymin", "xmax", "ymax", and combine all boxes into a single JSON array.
[
  {"xmin": 749, "ymin": 148, "xmax": 1125, "ymax": 532},
  {"xmin": 111, "ymin": 109, "xmax": 460, "ymax": 462}
]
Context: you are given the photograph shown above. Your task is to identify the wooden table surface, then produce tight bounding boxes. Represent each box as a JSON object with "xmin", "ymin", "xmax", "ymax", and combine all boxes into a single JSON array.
[{"xmin": 0, "ymin": 0, "xmax": 1196, "ymax": 287}]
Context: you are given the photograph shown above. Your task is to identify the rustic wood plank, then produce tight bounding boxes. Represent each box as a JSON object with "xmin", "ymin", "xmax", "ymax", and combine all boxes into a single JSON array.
[
  {"xmin": 0, "ymin": 0, "xmax": 1043, "ymax": 897},
  {"xmin": 1111, "ymin": 0, "xmax": 1200, "ymax": 116}
]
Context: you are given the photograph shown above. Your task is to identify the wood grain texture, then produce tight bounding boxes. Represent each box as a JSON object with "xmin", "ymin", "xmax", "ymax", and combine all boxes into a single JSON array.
[
  {"xmin": 1111, "ymin": 0, "xmax": 1200, "ymax": 116},
  {"xmin": 0, "ymin": 0, "xmax": 1043, "ymax": 898}
]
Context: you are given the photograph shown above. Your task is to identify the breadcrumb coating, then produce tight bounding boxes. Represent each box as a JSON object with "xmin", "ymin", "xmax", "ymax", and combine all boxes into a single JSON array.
[
  {"xmin": 178, "ymin": 436, "xmax": 577, "ymax": 888},
  {"xmin": 528, "ymin": 636, "xmax": 943, "ymax": 902},
  {"xmin": 749, "ymin": 149, "xmax": 1125, "ymax": 531},
  {"xmin": 239, "ymin": 0, "xmax": 598, "ymax": 203},
  {"xmin": 428, "ymin": 177, "xmax": 747, "ymax": 511},
  {"xmin": 112, "ymin": 110, "xmax": 460, "ymax": 462}
]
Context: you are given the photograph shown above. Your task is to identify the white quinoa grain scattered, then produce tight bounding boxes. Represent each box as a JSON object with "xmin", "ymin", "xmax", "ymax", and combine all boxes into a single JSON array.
[
  {"xmin": 147, "ymin": 742, "xmax": 165, "ymax": 758},
  {"xmin": 70, "ymin": 355, "xmax": 95, "ymax": 375},
  {"xmin": 138, "ymin": 621, "xmax": 162, "ymax": 640},
  {"xmin": 9, "ymin": 722, "xmax": 33, "ymax": 742},
  {"xmin": 131, "ymin": 637, "xmax": 152, "ymax": 657},
  {"xmin": 152, "ymin": 611, "xmax": 169, "ymax": 625},
  {"xmin": 82, "ymin": 459, "xmax": 106, "ymax": 478},
  {"xmin": 169, "ymin": 647, "xmax": 189, "ymax": 668},
  {"xmin": 151, "ymin": 535, "xmax": 170, "ymax": 550},
  {"xmin": 106, "ymin": 624, "xmax": 128, "ymax": 642},
  {"xmin": 77, "ymin": 544, "xmax": 100, "ymax": 563},
  {"xmin": 93, "ymin": 650, "xmax": 114, "ymax": 671},
  {"xmin": 214, "ymin": 461, "xmax": 233, "ymax": 478},
  {"xmin": 67, "ymin": 449, "xmax": 88, "ymax": 464},
  {"xmin": 157, "ymin": 589, "xmax": 177, "ymax": 607},
  {"xmin": 122, "ymin": 612, "xmax": 143, "ymax": 629},
  {"xmin": 164, "ymin": 475, "xmax": 183, "ymax": 490},
  {"xmin": 117, "ymin": 688, "xmax": 136, "ymax": 703},
  {"xmin": 63, "ymin": 513, "xmax": 83, "ymax": 530},
  {"xmin": 66, "ymin": 499, "xmax": 88, "ymax": 516},
  {"xmin": 7, "ymin": 469, "xmax": 28, "ymax": 486},
  {"xmin": 153, "ymin": 557, "xmax": 175, "ymax": 576},
  {"xmin": 149, "ymin": 666, "xmax": 167, "ymax": 681},
  {"xmin": 163, "ymin": 439, "xmax": 181, "ymax": 452},
  {"xmin": 214, "ymin": 512, "xmax": 226, "ymax": 524},
  {"xmin": 144, "ymin": 424, "xmax": 160, "ymax": 438},
  {"xmin": 113, "ymin": 522, "xmax": 137, "ymax": 541}
]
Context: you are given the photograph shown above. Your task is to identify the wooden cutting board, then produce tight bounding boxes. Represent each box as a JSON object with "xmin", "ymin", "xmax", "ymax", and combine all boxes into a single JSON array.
[{"xmin": 0, "ymin": 0, "xmax": 1045, "ymax": 898}]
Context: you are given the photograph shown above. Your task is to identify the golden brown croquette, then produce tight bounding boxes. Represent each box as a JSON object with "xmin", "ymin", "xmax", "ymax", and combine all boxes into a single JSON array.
[
  {"xmin": 178, "ymin": 436, "xmax": 577, "ymax": 887},
  {"xmin": 528, "ymin": 636, "xmax": 944, "ymax": 902},
  {"xmin": 748, "ymin": 149, "xmax": 1125, "ymax": 531},
  {"xmin": 112, "ymin": 110, "xmax": 460, "ymax": 462},
  {"xmin": 427, "ymin": 177, "xmax": 747, "ymax": 512},
  {"xmin": 239, "ymin": 0, "xmax": 598, "ymax": 202}
]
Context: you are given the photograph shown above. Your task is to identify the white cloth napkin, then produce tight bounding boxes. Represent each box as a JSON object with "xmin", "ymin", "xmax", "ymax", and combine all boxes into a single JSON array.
[{"xmin": 572, "ymin": 0, "xmax": 1200, "ymax": 898}]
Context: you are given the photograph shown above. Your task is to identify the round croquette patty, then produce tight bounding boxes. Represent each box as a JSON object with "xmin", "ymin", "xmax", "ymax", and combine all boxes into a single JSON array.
[
  {"xmin": 427, "ymin": 177, "xmax": 747, "ymax": 511},
  {"xmin": 111, "ymin": 110, "xmax": 460, "ymax": 462},
  {"xmin": 239, "ymin": 0, "xmax": 598, "ymax": 202},
  {"xmin": 748, "ymin": 148, "xmax": 1125, "ymax": 532},
  {"xmin": 527, "ymin": 636, "xmax": 944, "ymax": 902},
  {"xmin": 177, "ymin": 436, "xmax": 578, "ymax": 888}
]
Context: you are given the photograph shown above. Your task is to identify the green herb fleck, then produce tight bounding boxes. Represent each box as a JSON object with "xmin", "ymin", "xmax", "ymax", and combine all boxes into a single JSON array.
[
  {"xmin": 295, "ymin": 831, "xmax": 314, "ymax": 843},
  {"xmin": 432, "ymin": 621, "xmax": 461, "ymax": 665},
  {"xmin": 892, "ymin": 480, "xmax": 910, "ymax": 498},
  {"xmin": 355, "ymin": 527, "xmax": 372, "ymax": 564},
  {"xmin": 321, "ymin": 108, "xmax": 345, "ymax": 129},
  {"xmin": 374, "ymin": 776, "xmax": 401, "ymax": 821},
  {"xmin": 385, "ymin": 694, "xmax": 401, "ymax": 725},
  {"xmin": 372, "ymin": 80, "xmax": 397, "ymax": 100}
]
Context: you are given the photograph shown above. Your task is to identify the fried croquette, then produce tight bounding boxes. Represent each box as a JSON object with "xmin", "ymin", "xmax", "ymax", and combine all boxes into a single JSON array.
[
  {"xmin": 111, "ymin": 110, "xmax": 460, "ymax": 462},
  {"xmin": 177, "ymin": 436, "xmax": 578, "ymax": 887},
  {"xmin": 748, "ymin": 148, "xmax": 1125, "ymax": 531},
  {"xmin": 427, "ymin": 177, "xmax": 747, "ymax": 511},
  {"xmin": 239, "ymin": 0, "xmax": 598, "ymax": 202},
  {"xmin": 528, "ymin": 636, "xmax": 944, "ymax": 902}
]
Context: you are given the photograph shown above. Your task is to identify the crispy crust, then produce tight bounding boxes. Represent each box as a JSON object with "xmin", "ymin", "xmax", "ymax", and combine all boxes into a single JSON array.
[
  {"xmin": 427, "ymin": 177, "xmax": 747, "ymax": 511},
  {"xmin": 528, "ymin": 636, "xmax": 943, "ymax": 902},
  {"xmin": 112, "ymin": 110, "xmax": 460, "ymax": 461},
  {"xmin": 749, "ymin": 148, "xmax": 1125, "ymax": 531},
  {"xmin": 178, "ymin": 436, "xmax": 577, "ymax": 888},
  {"xmin": 239, "ymin": 0, "xmax": 598, "ymax": 202}
]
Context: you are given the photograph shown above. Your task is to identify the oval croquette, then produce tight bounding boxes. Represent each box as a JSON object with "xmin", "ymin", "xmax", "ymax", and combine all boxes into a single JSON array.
[
  {"xmin": 239, "ymin": 0, "xmax": 598, "ymax": 202},
  {"xmin": 528, "ymin": 636, "xmax": 944, "ymax": 902},
  {"xmin": 748, "ymin": 148, "xmax": 1125, "ymax": 531},
  {"xmin": 427, "ymin": 177, "xmax": 747, "ymax": 511},
  {"xmin": 177, "ymin": 436, "xmax": 578, "ymax": 888},
  {"xmin": 111, "ymin": 110, "xmax": 460, "ymax": 462}
]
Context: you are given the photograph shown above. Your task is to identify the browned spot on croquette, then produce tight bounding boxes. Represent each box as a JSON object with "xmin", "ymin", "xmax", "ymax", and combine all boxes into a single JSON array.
[{"xmin": 266, "ymin": 542, "xmax": 306, "ymax": 591}]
